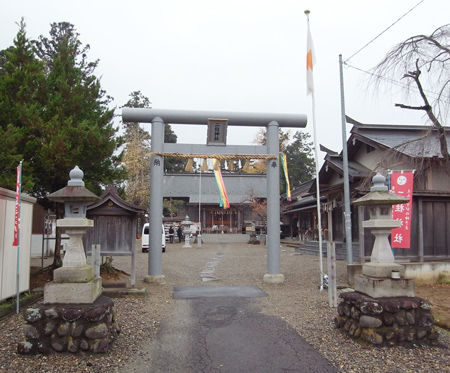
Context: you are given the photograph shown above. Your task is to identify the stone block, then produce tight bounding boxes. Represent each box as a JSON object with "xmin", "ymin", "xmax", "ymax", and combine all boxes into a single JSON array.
[
  {"xmin": 53, "ymin": 265, "xmax": 94, "ymax": 283},
  {"xmin": 18, "ymin": 296, "xmax": 118, "ymax": 355},
  {"xmin": 263, "ymin": 273, "xmax": 285, "ymax": 284},
  {"xmin": 43, "ymin": 278, "xmax": 102, "ymax": 304},
  {"xmin": 143, "ymin": 275, "xmax": 166, "ymax": 285},
  {"xmin": 362, "ymin": 262, "xmax": 405, "ymax": 278},
  {"xmin": 354, "ymin": 275, "xmax": 415, "ymax": 298}
]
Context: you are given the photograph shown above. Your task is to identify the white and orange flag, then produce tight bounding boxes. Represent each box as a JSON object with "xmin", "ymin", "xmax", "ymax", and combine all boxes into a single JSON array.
[{"xmin": 306, "ymin": 15, "xmax": 316, "ymax": 95}]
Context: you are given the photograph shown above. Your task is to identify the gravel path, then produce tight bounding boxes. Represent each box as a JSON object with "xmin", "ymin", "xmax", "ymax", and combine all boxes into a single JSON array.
[{"xmin": 1, "ymin": 242, "xmax": 449, "ymax": 372}]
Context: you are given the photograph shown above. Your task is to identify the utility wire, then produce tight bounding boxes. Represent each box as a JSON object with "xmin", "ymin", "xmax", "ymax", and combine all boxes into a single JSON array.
[
  {"xmin": 344, "ymin": 62, "xmax": 450, "ymax": 102},
  {"xmin": 345, "ymin": 0, "xmax": 425, "ymax": 63}
]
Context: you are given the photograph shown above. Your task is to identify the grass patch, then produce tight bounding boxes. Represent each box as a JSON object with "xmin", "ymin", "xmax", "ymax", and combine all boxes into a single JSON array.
[
  {"xmin": 0, "ymin": 292, "xmax": 34, "ymax": 310},
  {"xmin": 436, "ymin": 271, "xmax": 450, "ymax": 285}
]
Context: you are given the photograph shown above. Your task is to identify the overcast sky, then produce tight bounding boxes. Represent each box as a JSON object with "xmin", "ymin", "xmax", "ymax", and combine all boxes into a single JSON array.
[{"xmin": 1, "ymin": 0, "xmax": 448, "ymax": 155}]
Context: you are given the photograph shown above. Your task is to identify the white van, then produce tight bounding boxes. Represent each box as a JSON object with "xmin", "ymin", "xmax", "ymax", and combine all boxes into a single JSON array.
[{"xmin": 141, "ymin": 223, "xmax": 166, "ymax": 253}]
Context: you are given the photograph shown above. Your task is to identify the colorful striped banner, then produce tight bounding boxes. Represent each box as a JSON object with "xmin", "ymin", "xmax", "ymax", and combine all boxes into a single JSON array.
[{"xmin": 213, "ymin": 159, "xmax": 230, "ymax": 209}]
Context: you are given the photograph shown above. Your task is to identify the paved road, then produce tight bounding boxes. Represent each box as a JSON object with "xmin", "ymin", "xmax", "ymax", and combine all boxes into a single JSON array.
[{"xmin": 122, "ymin": 286, "xmax": 336, "ymax": 373}]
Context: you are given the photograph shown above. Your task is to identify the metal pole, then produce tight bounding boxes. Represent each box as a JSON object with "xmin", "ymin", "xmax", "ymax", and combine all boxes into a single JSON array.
[
  {"xmin": 339, "ymin": 54, "xmax": 353, "ymax": 264},
  {"xmin": 148, "ymin": 117, "xmax": 165, "ymax": 279},
  {"xmin": 310, "ymin": 90, "xmax": 324, "ymax": 290},
  {"xmin": 264, "ymin": 121, "xmax": 283, "ymax": 282}
]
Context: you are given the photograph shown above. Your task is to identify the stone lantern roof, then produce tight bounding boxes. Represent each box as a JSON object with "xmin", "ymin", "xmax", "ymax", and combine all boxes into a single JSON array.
[
  {"xmin": 353, "ymin": 173, "xmax": 409, "ymax": 206},
  {"xmin": 48, "ymin": 166, "xmax": 100, "ymax": 203}
]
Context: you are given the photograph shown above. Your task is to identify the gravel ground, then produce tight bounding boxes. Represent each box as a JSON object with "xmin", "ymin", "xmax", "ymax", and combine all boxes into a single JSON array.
[{"xmin": 1, "ymin": 242, "xmax": 449, "ymax": 372}]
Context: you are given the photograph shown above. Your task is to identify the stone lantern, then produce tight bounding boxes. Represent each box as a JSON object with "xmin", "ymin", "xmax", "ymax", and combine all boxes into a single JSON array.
[
  {"xmin": 334, "ymin": 173, "xmax": 437, "ymax": 346},
  {"xmin": 353, "ymin": 173, "xmax": 413, "ymax": 297},
  {"xmin": 181, "ymin": 215, "xmax": 193, "ymax": 248},
  {"xmin": 45, "ymin": 166, "xmax": 101, "ymax": 303},
  {"xmin": 18, "ymin": 166, "xmax": 119, "ymax": 355},
  {"xmin": 354, "ymin": 173, "xmax": 410, "ymax": 281}
]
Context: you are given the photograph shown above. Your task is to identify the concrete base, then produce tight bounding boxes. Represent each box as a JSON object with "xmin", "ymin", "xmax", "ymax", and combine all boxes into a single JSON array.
[
  {"xmin": 43, "ymin": 278, "xmax": 102, "ymax": 304},
  {"xmin": 53, "ymin": 265, "xmax": 93, "ymax": 283},
  {"xmin": 347, "ymin": 261, "xmax": 450, "ymax": 286},
  {"xmin": 144, "ymin": 275, "xmax": 166, "ymax": 285},
  {"xmin": 362, "ymin": 262, "xmax": 405, "ymax": 278},
  {"xmin": 354, "ymin": 274, "xmax": 415, "ymax": 298},
  {"xmin": 263, "ymin": 273, "xmax": 285, "ymax": 284}
]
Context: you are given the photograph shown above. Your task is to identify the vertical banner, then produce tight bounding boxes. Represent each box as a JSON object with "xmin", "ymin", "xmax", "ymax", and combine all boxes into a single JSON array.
[
  {"xmin": 280, "ymin": 153, "xmax": 292, "ymax": 201},
  {"xmin": 13, "ymin": 163, "xmax": 22, "ymax": 247},
  {"xmin": 390, "ymin": 171, "xmax": 414, "ymax": 249}
]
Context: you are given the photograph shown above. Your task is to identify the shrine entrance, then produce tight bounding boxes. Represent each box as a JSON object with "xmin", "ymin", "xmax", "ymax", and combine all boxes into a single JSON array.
[{"xmin": 122, "ymin": 108, "xmax": 307, "ymax": 284}]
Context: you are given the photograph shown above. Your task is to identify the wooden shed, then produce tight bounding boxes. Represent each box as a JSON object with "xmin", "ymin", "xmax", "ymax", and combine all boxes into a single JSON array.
[{"xmin": 83, "ymin": 186, "xmax": 145, "ymax": 285}]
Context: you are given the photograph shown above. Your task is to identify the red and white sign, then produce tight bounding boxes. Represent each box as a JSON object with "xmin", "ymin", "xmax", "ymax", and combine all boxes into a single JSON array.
[
  {"xmin": 12, "ymin": 163, "xmax": 21, "ymax": 247},
  {"xmin": 390, "ymin": 171, "xmax": 414, "ymax": 249}
]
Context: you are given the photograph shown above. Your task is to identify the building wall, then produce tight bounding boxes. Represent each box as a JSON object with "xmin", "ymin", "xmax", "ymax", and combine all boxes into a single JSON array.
[
  {"xmin": 0, "ymin": 187, "xmax": 36, "ymax": 301},
  {"xmin": 163, "ymin": 173, "xmax": 267, "ymax": 202},
  {"xmin": 353, "ymin": 146, "xmax": 385, "ymax": 170}
]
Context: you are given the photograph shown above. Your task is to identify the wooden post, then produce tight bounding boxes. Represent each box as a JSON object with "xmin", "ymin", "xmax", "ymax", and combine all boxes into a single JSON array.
[
  {"xmin": 326, "ymin": 203, "xmax": 337, "ymax": 307},
  {"xmin": 358, "ymin": 206, "xmax": 365, "ymax": 264},
  {"xmin": 91, "ymin": 244, "xmax": 101, "ymax": 279},
  {"xmin": 418, "ymin": 199, "xmax": 424, "ymax": 262}
]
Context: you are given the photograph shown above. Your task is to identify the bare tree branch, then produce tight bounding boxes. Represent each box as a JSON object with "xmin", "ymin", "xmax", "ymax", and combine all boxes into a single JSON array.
[{"xmin": 372, "ymin": 24, "xmax": 449, "ymax": 161}]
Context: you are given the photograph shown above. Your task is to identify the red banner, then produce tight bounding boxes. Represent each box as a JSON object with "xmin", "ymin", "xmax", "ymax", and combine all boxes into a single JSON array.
[
  {"xmin": 12, "ymin": 163, "xmax": 21, "ymax": 247},
  {"xmin": 390, "ymin": 171, "xmax": 414, "ymax": 249}
]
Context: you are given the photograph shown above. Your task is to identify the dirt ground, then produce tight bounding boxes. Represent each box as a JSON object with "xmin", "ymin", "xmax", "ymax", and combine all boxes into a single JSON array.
[
  {"xmin": 416, "ymin": 283, "xmax": 450, "ymax": 329},
  {"xmin": 28, "ymin": 266, "xmax": 450, "ymax": 330},
  {"xmin": 29, "ymin": 265, "xmax": 129, "ymax": 290}
]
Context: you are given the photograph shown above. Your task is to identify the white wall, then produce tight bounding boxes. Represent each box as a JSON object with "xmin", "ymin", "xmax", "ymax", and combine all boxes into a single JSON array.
[{"xmin": 0, "ymin": 187, "xmax": 36, "ymax": 301}]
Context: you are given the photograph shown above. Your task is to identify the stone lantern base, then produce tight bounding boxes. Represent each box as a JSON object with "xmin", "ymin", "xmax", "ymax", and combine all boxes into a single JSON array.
[
  {"xmin": 44, "ymin": 264, "xmax": 102, "ymax": 304},
  {"xmin": 18, "ymin": 296, "xmax": 119, "ymax": 354},
  {"xmin": 335, "ymin": 291, "xmax": 438, "ymax": 346},
  {"xmin": 354, "ymin": 274, "xmax": 415, "ymax": 298}
]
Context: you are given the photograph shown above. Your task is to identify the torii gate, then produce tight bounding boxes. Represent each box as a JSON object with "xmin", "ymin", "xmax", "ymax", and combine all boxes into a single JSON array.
[{"xmin": 122, "ymin": 108, "xmax": 307, "ymax": 284}]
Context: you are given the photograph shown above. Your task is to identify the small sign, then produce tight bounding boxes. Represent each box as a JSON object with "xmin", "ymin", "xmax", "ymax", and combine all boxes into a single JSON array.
[{"xmin": 207, "ymin": 118, "xmax": 228, "ymax": 145}]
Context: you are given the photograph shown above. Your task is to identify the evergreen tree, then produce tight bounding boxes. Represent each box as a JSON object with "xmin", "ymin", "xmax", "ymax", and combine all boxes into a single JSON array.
[
  {"xmin": 285, "ymin": 131, "xmax": 315, "ymax": 188},
  {"xmin": 254, "ymin": 128, "xmax": 314, "ymax": 193},
  {"xmin": 0, "ymin": 19, "xmax": 45, "ymax": 191},
  {"xmin": 31, "ymin": 22, "xmax": 123, "ymax": 197},
  {"xmin": 0, "ymin": 21, "xmax": 124, "ymax": 268}
]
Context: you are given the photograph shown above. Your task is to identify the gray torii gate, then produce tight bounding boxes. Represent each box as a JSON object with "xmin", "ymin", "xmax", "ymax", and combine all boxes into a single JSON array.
[{"xmin": 122, "ymin": 108, "xmax": 307, "ymax": 284}]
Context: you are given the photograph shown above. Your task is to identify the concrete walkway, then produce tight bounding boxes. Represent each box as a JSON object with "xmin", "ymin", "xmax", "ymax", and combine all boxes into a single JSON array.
[{"xmin": 118, "ymin": 242, "xmax": 337, "ymax": 372}]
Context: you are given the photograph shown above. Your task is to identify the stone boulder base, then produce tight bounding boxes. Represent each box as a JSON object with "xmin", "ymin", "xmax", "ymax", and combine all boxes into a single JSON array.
[
  {"xmin": 335, "ymin": 291, "xmax": 438, "ymax": 346},
  {"xmin": 18, "ymin": 296, "xmax": 119, "ymax": 354}
]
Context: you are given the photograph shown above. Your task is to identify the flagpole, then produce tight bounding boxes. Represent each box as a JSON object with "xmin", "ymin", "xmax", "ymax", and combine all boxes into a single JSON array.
[{"xmin": 305, "ymin": 10, "xmax": 324, "ymax": 290}]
